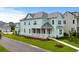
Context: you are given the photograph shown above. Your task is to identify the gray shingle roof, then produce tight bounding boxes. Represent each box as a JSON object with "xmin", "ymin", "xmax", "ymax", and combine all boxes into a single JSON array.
[
  {"xmin": 20, "ymin": 12, "xmax": 63, "ymax": 21},
  {"xmin": 65, "ymin": 11, "xmax": 79, "ymax": 17},
  {"xmin": 48, "ymin": 12, "xmax": 63, "ymax": 18},
  {"xmin": 33, "ymin": 12, "xmax": 48, "ymax": 18},
  {"xmin": 71, "ymin": 12, "xmax": 79, "ymax": 16}
]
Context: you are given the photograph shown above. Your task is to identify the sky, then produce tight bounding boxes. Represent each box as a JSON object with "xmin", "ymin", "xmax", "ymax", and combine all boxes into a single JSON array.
[{"xmin": 0, "ymin": 7, "xmax": 79, "ymax": 23}]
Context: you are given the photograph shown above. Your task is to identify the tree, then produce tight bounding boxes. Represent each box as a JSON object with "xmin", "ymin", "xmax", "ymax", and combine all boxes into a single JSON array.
[
  {"xmin": 11, "ymin": 26, "xmax": 15, "ymax": 32},
  {"xmin": 9, "ymin": 22, "xmax": 15, "ymax": 32}
]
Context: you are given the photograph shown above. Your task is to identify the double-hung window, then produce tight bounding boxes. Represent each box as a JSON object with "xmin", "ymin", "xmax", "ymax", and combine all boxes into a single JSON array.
[{"xmin": 58, "ymin": 20, "xmax": 61, "ymax": 25}]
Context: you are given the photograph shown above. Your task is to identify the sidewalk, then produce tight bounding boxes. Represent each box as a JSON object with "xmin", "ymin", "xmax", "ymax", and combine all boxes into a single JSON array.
[{"xmin": 49, "ymin": 38, "xmax": 79, "ymax": 51}]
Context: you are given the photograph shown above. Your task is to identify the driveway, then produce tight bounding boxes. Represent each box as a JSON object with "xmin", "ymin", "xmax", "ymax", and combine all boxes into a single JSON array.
[{"xmin": 0, "ymin": 37, "xmax": 46, "ymax": 52}]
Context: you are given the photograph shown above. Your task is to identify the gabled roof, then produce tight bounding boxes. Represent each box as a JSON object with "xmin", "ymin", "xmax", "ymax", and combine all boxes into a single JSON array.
[
  {"xmin": 20, "ymin": 13, "xmax": 34, "ymax": 21},
  {"xmin": 20, "ymin": 12, "xmax": 48, "ymax": 21},
  {"xmin": 20, "ymin": 12, "xmax": 63, "ymax": 21},
  {"xmin": 64, "ymin": 11, "xmax": 79, "ymax": 17}
]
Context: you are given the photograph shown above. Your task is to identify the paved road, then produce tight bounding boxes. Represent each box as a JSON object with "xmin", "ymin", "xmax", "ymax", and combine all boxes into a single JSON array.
[
  {"xmin": 50, "ymin": 38, "xmax": 79, "ymax": 51},
  {"xmin": 0, "ymin": 37, "xmax": 46, "ymax": 52}
]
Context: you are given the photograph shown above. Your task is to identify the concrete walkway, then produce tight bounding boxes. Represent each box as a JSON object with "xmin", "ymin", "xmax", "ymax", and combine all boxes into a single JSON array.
[
  {"xmin": 49, "ymin": 38, "xmax": 79, "ymax": 51},
  {"xmin": 0, "ymin": 37, "xmax": 46, "ymax": 52}
]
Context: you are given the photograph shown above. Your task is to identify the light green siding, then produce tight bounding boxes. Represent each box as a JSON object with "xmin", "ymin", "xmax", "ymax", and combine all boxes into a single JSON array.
[{"xmin": 15, "ymin": 12, "xmax": 64, "ymax": 38}]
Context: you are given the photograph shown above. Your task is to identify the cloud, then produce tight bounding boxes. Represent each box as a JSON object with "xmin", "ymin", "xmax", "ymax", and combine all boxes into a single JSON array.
[
  {"xmin": 0, "ymin": 12, "xmax": 26, "ymax": 23},
  {"xmin": 0, "ymin": 7, "xmax": 26, "ymax": 23}
]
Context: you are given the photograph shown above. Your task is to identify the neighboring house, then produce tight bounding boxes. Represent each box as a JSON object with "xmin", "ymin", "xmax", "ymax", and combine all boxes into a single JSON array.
[
  {"xmin": 0, "ymin": 23, "xmax": 11, "ymax": 33},
  {"xmin": 15, "ymin": 12, "xmax": 64, "ymax": 39},
  {"xmin": 64, "ymin": 11, "xmax": 79, "ymax": 34}
]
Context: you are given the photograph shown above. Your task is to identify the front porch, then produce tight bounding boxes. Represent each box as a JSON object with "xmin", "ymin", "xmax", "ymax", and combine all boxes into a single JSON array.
[
  {"xmin": 30, "ymin": 28, "xmax": 53, "ymax": 39},
  {"xmin": 32, "ymin": 28, "xmax": 52, "ymax": 35},
  {"xmin": 29, "ymin": 22, "xmax": 54, "ymax": 39}
]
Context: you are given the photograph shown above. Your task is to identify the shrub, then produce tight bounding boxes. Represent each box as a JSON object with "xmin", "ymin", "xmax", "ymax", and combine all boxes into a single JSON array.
[
  {"xmin": 72, "ymin": 32, "xmax": 79, "ymax": 38},
  {"xmin": 72, "ymin": 32, "xmax": 76, "ymax": 36},
  {"xmin": 64, "ymin": 33, "xmax": 69, "ymax": 38},
  {"xmin": 55, "ymin": 44, "xmax": 64, "ymax": 48},
  {"xmin": 0, "ymin": 30, "xmax": 1, "ymax": 32},
  {"xmin": 64, "ymin": 33, "xmax": 68, "ymax": 36},
  {"xmin": 76, "ymin": 32, "xmax": 79, "ymax": 38}
]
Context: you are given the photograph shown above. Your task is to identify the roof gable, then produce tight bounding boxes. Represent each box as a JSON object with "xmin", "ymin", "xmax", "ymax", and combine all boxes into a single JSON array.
[
  {"xmin": 26, "ymin": 13, "xmax": 33, "ymax": 19},
  {"xmin": 42, "ymin": 22, "xmax": 53, "ymax": 29}
]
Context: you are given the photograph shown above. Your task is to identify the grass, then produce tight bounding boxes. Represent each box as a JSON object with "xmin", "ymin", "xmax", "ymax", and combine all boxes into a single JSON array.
[
  {"xmin": 4, "ymin": 34, "xmax": 77, "ymax": 52},
  {"xmin": 0, "ymin": 45, "xmax": 9, "ymax": 52}
]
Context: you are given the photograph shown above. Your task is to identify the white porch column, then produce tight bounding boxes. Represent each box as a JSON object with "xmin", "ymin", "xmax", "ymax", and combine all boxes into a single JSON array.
[
  {"xmin": 40, "ymin": 28, "xmax": 42, "ymax": 35},
  {"xmin": 45, "ymin": 29, "xmax": 47, "ymax": 36}
]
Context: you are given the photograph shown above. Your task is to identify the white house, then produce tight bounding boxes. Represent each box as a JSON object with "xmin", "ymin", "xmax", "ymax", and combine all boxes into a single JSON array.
[{"xmin": 15, "ymin": 12, "xmax": 64, "ymax": 39}]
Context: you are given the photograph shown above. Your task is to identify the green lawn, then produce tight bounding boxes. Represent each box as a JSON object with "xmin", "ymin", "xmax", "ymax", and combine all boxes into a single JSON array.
[
  {"xmin": 4, "ymin": 34, "xmax": 77, "ymax": 52},
  {"xmin": 0, "ymin": 45, "xmax": 9, "ymax": 52}
]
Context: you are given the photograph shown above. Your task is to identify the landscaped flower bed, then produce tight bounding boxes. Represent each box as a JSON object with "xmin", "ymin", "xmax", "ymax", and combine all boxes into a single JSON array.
[{"xmin": 55, "ymin": 44, "xmax": 64, "ymax": 48}]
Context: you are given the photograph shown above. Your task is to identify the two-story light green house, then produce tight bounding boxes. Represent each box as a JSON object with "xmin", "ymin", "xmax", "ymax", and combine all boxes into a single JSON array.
[{"xmin": 15, "ymin": 12, "xmax": 64, "ymax": 39}]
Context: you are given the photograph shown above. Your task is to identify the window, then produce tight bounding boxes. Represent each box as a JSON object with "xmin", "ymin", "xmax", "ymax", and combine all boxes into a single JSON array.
[
  {"xmin": 73, "ymin": 20, "xmax": 75, "ymax": 24},
  {"xmin": 24, "ymin": 29, "xmax": 26, "ymax": 33},
  {"xmin": 58, "ymin": 20, "xmax": 61, "ymax": 24},
  {"xmin": 34, "ymin": 21, "xmax": 37, "ymax": 25},
  {"xmin": 24, "ymin": 22, "xmax": 26, "ymax": 25},
  {"xmin": 32, "ymin": 29, "xmax": 35, "ymax": 33},
  {"xmin": 37, "ymin": 29, "xmax": 40, "ymax": 33},
  {"xmin": 59, "ymin": 29, "xmax": 62, "ymax": 34},
  {"xmin": 52, "ymin": 20, "xmax": 54, "ymax": 24},
  {"xmin": 77, "ymin": 27, "xmax": 79, "ymax": 32},
  {"xmin": 29, "ymin": 22, "xmax": 30, "ymax": 25},
  {"xmin": 64, "ymin": 20, "xmax": 66, "ymax": 24}
]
